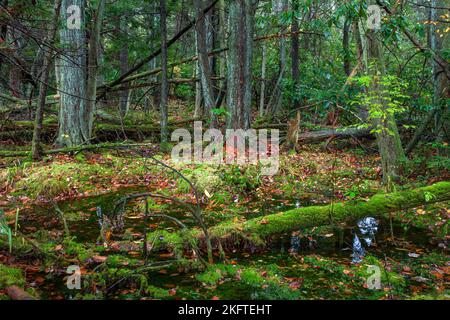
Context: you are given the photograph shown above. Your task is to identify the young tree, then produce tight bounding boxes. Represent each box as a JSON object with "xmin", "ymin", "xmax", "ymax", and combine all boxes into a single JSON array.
[
  {"xmin": 363, "ymin": 0, "xmax": 405, "ymax": 188},
  {"xmin": 86, "ymin": 0, "xmax": 105, "ymax": 127},
  {"xmin": 31, "ymin": 0, "xmax": 62, "ymax": 160}
]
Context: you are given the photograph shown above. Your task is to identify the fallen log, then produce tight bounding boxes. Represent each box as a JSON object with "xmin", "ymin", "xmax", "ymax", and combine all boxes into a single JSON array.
[
  {"xmin": 204, "ymin": 182, "xmax": 450, "ymax": 244},
  {"xmin": 298, "ymin": 127, "xmax": 373, "ymax": 144},
  {"xmin": 0, "ymin": 142, "xmax": 154, "ymax": 158},
  {"xmin": 6, "ymin": 285, "xmax": 37, "ymax": 300}
]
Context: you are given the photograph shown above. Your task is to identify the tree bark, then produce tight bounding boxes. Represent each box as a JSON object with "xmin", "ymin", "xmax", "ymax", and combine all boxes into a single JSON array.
[
  {"xmin": 364, "ymin": 0, "xmax": 405, "ymax": 188},
  {"xmin": 298, "ymin": 126, "xmax": 372, "ymax": 144},
  {"xmin": 159, "ymin": 0, "xmax": 169, "ymax": 145},
  {"xmin": 291, "ymin": 0, "xmax": 300, "ymax": 108},
  {"xmin": 57, "ymin": 0, "xmax": 90, "ymax": 147},
  {"xmin": 226, "ymin": 0, "xmax": 255, "ymax": 130},
  {"xmin": 194, "ymin": 0, "xmax": 216, "ymax": 126},
  {"xmin": 85, "ymin": 0, "xmax": 105, "ymax": 139},
  {"xmin": 259, "ymin": 41, "xmax": 267, "ymax": 116},
  {"xmin": 31, "ymin": 1, "xmax": 62, "ymax": 160},
  {"xmin": 119, "ymin": 14, "xmax": 130, "ymax": 118},
  {"xmin": 343, "ymin": 18, "xmax": 351, "ymax": 76}
]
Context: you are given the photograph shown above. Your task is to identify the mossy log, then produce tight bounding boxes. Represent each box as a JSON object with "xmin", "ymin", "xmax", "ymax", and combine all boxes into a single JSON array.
[
  {"xmin": 0, "ymin": 142, "xmax": 154, "ymax": 157},
  {"xmin": 205, "ymin": 182, "xmax": 450, "ymax": 244}
]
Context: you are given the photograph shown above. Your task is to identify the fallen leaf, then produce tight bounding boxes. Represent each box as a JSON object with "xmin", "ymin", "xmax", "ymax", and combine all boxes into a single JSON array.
[
  {"xmin": 168, "ymin": 288, "xmax": 177, "ymax": 296},
  {"xmin": 92, "ymin": 255, "xmax": 107, "ymax": 263}
]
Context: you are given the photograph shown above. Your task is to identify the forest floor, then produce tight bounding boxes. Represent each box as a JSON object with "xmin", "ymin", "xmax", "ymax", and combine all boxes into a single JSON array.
[{"xmin": 0, "ymin": 113, "xmax": 449, "ymax": 300}]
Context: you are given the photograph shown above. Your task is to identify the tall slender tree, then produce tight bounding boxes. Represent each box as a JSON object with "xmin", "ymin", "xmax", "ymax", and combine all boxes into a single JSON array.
[
  {"xmin": 194, "ymin": 0, "xmax": 216, "ymax": 126},
  {"xmin": 31, "ymin": 0, "xmax": 62, "ymax": 160},
  {"xmin": 159, "ymin": 0, "xmax": 169, "ymax": 145}
]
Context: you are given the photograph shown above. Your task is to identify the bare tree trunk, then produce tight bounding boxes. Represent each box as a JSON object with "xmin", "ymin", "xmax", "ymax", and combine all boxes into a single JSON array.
[
  {"xmin": 270, "ymin": 0, "xmax": 288, "ymax": 115},
  {"xmin": 259, "ymin": 41, "xmax": 267, "ymax": 116},
  {"xmin": 194, "ymin": 37, "xmax": 203, "ymax": 117},
  {"xmin": 194, "ymin": 0, "xmax": 216, "ymax": 126},
  {"xmin": 343, "ymin": 18, "xmax": 351, "ymax": 76},
  {"xmin": 31, "ymin": 1, "xmax": 62, "ymax": 160},
  {"xmin": 119, "ymin": 14, "xmax": 130, "ymax": 117},
  {"xmin": 85, "ymin": 0, "xmax": 105, "ymax": 129},
  {"xmin": 226, "ymin": 0, "xmax": 255, "ymax": 130},
  {"xmin": 160, "ymin": 0, "xmax": 169, "ymax": 145},
  {"xmin": 217, "ymin": 0, "xmax": 227, "ymax": 108},
  {"xmin": 291, "ymin": 0, "xmax": 300, "ymax": 108},
  {"xmin": 57, "ymin": 0, "xmax": 90, "ymax": 147},
  {"xmin": 7, "ymin": 28, "xmax": 23, "ymax": 98}
]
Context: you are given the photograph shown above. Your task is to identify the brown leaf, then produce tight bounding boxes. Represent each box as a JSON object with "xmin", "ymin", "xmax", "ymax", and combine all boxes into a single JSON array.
[{"xmin": 92, "ymin": 255, "xmax": 107, "ymax": 263}]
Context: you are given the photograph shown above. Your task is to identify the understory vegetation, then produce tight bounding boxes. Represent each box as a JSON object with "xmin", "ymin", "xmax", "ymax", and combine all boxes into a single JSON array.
[{"xmin": 0, "ymin": 0, "xmax": 449, "ymax": 301}]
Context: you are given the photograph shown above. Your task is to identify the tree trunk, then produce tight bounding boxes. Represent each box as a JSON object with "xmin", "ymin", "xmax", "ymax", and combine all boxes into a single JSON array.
[
  {"xmin": 343, "ymin": 18, "xmax": 351, "ymax": 76},
  {"xmin": 159, "ymin": 0, "xmax": 169, "ymax": 145},
  {"xmin": 31, "ymin": 1, "xmax": 62, "ymax": 160},
  {"xmin": 430, "ymin": 0, "xmax": 449, "ymax": 153},
  {"xmin": 259, "ymin": 41, "xmax": 267, "ymax": 116},
  {"xmin": 364, "ymin": 0, "xmax": 405, "ymax": 188},
  {"xmin": 85, "ymin": 0, "xmax": 105, "ymax": 139},
  {"xmin": 226, "ymin": 0, "xmax": 255, "ymax": 130},
  {"xmin": 57, "ymin": 0, "xmax": 90, "ymax": 147},
  {"xmin": 270, "ymin": 0, "xmax": 288, "ymax": 115},
  {"xmin": 119, "ymin": 14, "xmax": 130, "ymax": 118},
  {"xmin": 290, "ymin": 0, "xmax": 300, "ymax": 108},
  {"xmin": 194, "ymin": 0, "xmax": 216, "ymax": 126}
]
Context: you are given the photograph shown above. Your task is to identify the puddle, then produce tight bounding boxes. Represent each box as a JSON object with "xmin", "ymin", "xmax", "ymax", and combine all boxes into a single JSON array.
[{"xmin": 5, "ymin": 188, "xmax": 447, "ymax": 300}]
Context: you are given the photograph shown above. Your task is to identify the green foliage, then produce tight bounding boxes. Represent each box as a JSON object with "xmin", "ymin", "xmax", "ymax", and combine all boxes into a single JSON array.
[
  {"xmin": 62, "ymin": 237, "xmax": 92, "ymax": 261},
  {"xmin": 350, "ymin": 75, "xmax": 409, "ymax": 135},
  {"xmin": 0, "ymin": 264, "xmax": 25, "ymax": 289},
  {"xmin": 0, "ymin": 210, "xmax": 12, "ymax": 253}
]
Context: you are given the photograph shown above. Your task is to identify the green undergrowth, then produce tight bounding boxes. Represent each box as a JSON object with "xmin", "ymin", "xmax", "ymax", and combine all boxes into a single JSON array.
[
  {"xmin": 0, "ymin": 264, "xmax": 26, "ymax": 289},
  {"xmin": 2, "ymin": 153, "xmax": 154, "ymax": 199},
  {"xmin": 196, "ymin": 263, "xmax": 301, "ymax": 300}
]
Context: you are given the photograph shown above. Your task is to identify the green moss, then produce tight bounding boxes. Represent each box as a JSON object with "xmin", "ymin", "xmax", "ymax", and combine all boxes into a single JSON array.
[
  {"xmin": 356, "ymin": 255, "xmax": 406, "ymax": 289},
  {"xmin": 62, "ymin": 238, "xmax": 92, "ymax": 261},
  {"xmin": 144, "ymin": 285, "xmax": 172, "ymax": 299},
  {"xmin": 0, "ymin": 264, "xmax": 26, "ymax": 289},
  {"xmin": 106, "ymin": 255, "xmax": 141, "ymax": 267},
  {"xmin": 196, "ymin": 263, "xmax": 300, "ymax": 300},
  {"xmin": 208, "ymin": 181, "xmax": 450, "ymax": 241}
]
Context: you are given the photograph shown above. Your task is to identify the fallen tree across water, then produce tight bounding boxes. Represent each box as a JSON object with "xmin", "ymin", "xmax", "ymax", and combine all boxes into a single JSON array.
[{"xmin": 199, "ymin": 182, "xmax": 450, "ymax": 246}]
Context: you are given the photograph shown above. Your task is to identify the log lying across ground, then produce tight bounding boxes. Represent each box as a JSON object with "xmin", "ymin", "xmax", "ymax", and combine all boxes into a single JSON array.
[
  {"xmin": 0, "ymin": 142, "xmax": 154, "ymax": 158},
  {"xmin": 206, "ymin": 182, "xmax": 450, "ymax": 243},
  {"xmin": 297, "ymin": 127, "xmax": 372, "ymax": 144}
]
